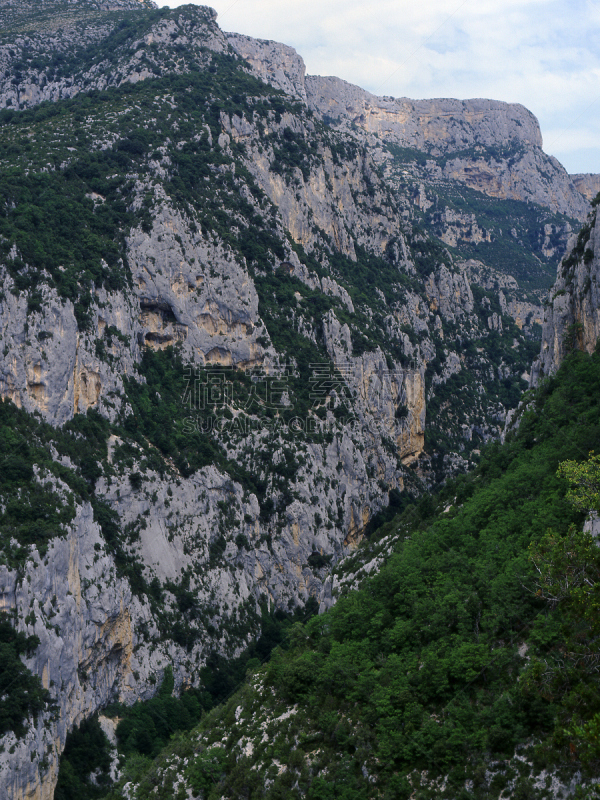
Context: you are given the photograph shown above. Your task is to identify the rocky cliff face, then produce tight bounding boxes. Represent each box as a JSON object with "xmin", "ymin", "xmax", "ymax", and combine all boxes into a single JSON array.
[
  {"xmin": 227, "ymin": 36, "xmax": 592, "ymax": 222},
  {"xmin": 0, "ymin": 2, "xmax": 596, "ymax": 796},
  {"xmin": 532, "ymin": 199, "xmax": 600, "ymax": 383},
  {"xmin": 0, "ymin": 1, "xmax": 223, "ymax": 111},
  {"xmin": 572, "ymin": 174, "xmax": 600, "ymax": 203},
  {"xmin": 0, "ymin": 499, "xmax": 140, "ymax": 800}
]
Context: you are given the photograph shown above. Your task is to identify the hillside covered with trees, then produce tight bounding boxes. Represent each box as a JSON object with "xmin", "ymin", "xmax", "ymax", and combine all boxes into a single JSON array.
[{"xmin": 50, "ymin": 345, "xmax": 600, "ymax": 798}]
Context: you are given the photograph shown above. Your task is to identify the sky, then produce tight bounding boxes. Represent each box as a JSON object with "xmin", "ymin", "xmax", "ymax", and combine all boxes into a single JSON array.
[{"xmin": 158, "ymin": 0, "xmax": 600, "ymax": 174}]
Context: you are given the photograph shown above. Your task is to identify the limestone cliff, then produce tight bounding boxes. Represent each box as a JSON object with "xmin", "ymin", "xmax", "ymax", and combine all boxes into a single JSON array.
[
  {"xmin": 572, "ymin": 174, "xmax": 600, "ymax": 203},
  {"xmin": 0, "ymin": 500, "xmax": 141, "ymax": 800},
  {"xmin": 532, "ymin": 201, "xmax": 600, "ymax": 383},
  {"xmin": 227, "ymin": 36, "xmax": 593, "ymax": 222}
]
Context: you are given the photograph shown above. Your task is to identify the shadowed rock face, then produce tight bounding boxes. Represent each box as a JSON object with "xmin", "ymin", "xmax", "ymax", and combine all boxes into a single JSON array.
[{"xmin": 532, "ymin": 203, "xmax": 600, "ymax": 384}]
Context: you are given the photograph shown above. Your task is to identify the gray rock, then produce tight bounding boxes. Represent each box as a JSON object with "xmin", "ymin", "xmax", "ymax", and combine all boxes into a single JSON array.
[{"xmin": 532, "ymin": 206, "xmax": 600, "ymax": 383}]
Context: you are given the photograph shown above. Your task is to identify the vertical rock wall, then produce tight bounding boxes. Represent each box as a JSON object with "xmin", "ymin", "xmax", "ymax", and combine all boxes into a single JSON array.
[{"xmin": 532, "ymin": 205, "xmax": 600, "ymax": 383}]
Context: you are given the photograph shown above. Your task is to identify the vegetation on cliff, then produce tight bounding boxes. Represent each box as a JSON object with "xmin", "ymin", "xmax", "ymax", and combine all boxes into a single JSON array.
[
  {"xmin": 93, "ymin": 347, "xmax": 600, "ymax": 799},
  {"xmin": 0, "ymin": 614, "xmax": 53, "ymax": 740}
]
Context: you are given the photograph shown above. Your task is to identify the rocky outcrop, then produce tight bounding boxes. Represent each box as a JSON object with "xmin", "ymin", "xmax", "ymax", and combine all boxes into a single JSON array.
[
  {"xmin": 0, "ymin": 460, "xmax": 261, "ymax": 798},
  {"xmin": 0, "ymin": 1, "xmax": 223, "ymax": 112},
  {"xmin": 424, "ymin": 264, "xmax": 475, "ymax": 322},
  {"xmin": 435, "ymin": 149, "xmax": 589, "ymax": 220},
  {"xmin": 324, "ymin": 88, "xmax": 589, "ymax": 219},
  {"xmin": 0, "ymin": 270, "xmax": 140, "ymax": 425},
  {"xmin": 0, "ymin": 497, "xmax": 142, "ymax": 800},
  {"xmin": 128, "ymin": 200, "xmax": 267, "ymax": 368},
  {"xmin": 220, "ymin": 108, "xmax": 402, "ymax": 261},
  {"xmin": 0, "ymin": 195, "xmax": 270, "ymax": 424},
  {"xmin": 532, "ymin": 205, "xmax": 600, "ymax": 383},
  {"xmin": 322, "ymin": 310, "xmax": 425, "ymax": 464},
  {"xmin": 225, "ymin": 45, "xmax": 545, "ymax": 159},
  {"xmin": 307, "ymin": 81, "xmax": 543, "ymax": 151},
  {"xmin": 225, "ymin": 32, "xmax": 308, "ymax": 103},
  {"xmin": 0, "ymin": 0, "xmax": 592, "ymax": 219},
  {"xmin": 436, "ymin": 209, "xmax": 492, "ymax": 247},
  {"xmin": 572, "ymin": 174, "xmax": 600, "ymax": 203},
  {"xmin": 462, "ymin": 259, "xmax": 544, "ymax": 336},
  {"xmin": 0, "ymin": 435, "xmax": 402, "ymax": 796}
]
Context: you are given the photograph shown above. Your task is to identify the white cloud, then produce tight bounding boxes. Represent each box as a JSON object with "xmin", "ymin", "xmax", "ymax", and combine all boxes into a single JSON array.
[{"xmin": 158, "ymin": 0, "xmax": 600, "ymax": 172}]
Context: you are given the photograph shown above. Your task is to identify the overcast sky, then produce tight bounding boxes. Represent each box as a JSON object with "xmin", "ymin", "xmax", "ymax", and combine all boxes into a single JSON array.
[{"xmin": 159, "ymin": 0, "xmax": 600, "ymax": 174}]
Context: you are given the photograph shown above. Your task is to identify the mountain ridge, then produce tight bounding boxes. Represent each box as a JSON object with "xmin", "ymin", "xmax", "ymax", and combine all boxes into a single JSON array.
[{"xmin": 227, "ymin": 30, "xmax": 592, "ymax": 220}]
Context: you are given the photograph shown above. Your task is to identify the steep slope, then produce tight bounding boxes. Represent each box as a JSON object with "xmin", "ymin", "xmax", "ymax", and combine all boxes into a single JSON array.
[
  {"xmin": 229, "ymin": 34, "xmax": 592, "ymax": 221},
  {"xmin": 572, "ymin": 173, "xmax": 600, "ymax": 203},
  {"xmin": 97, "ymin": 347, "xmax": 600, "ymax": 800},
  {"xmin": 229, "ymin": 31, "xmax": 587, "ymax": 330},
  {"xmin": 532, "ymin": 195, "xmax": 600, "ymax": 383},
  {"xmin": 92, "ymin": 197, "xmax": 600, "ymax": 794}
]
